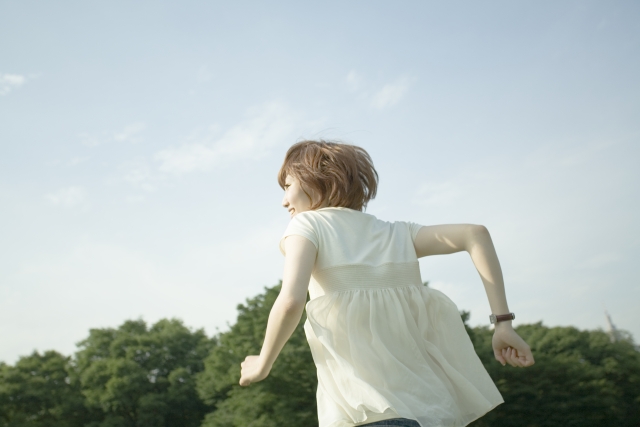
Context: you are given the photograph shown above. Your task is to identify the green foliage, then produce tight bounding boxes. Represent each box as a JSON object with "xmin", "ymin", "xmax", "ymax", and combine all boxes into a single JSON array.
[
  {"xmin": 197, "ymin": 287, "xmax": 639, "ymax": 426},
  {"xmin": 469, "ymin": 323, "xmax": 640, "ymax": 427},
  {"xmin": 196, "ymin": 283, "xmax": 317, "ymax": 427},
  {"xmin": 74, "ymin": 318, "xmax": 215, "ymax": 427},
  {"xmin": 1, "ymin": 284, "xmax": 639, "ymax": 426},
  {"xmin": 0, "ymin": 351, "xmax": 92, "ymax": 427}
]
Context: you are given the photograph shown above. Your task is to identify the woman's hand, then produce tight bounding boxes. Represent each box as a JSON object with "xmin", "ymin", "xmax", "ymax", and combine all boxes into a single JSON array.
[
  {"xmin": 239, "ymin": 355, "xmax": 271, "ymax": 386},
  {"xmin": 492, "ymin": 323, "xmax": 535, "ymax": 367}
]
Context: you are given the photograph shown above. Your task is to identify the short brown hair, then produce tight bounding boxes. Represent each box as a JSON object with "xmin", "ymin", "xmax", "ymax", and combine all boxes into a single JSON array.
[{"xmin": 277, "ymin": 140, "xmax": 378, "ymax": 211}]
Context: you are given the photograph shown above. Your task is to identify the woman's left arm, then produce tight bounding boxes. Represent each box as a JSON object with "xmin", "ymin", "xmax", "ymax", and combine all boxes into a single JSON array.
[
  {"xmin": 239, "ymin": 235, "xmax": 316, "ymax": 386},
  {"xmin": 414, "ymin": 224, "xmax": 535, "ymax": 367}
]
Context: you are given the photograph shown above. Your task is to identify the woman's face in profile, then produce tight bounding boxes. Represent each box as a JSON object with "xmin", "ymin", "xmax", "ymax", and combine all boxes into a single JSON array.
[{"xmin": 282, "ymin": 175, "xmax": 312, "ymax": 218}]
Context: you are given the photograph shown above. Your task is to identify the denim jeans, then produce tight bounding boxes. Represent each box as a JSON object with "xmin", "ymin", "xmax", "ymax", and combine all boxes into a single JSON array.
[{"xmin": 359, "ymin": 418, "xmax": 420, "ymax": 427}]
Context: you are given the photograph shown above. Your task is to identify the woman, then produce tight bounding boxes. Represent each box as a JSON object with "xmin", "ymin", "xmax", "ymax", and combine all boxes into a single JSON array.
[{"xmin": 240, "ymin": 140, "xmax": 534, "ymax": 427}]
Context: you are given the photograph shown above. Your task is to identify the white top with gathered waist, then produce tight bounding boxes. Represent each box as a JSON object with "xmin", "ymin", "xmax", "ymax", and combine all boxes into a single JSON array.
[{"xmin": 280, "ymin": 207, "xmax": 503, "ymax": 427}]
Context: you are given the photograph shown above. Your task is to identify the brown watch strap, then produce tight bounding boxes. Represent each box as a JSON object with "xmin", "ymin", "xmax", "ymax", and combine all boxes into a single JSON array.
[{"xmin": 495, "ymin": 313, "xmax": 515, "ymax": 322}]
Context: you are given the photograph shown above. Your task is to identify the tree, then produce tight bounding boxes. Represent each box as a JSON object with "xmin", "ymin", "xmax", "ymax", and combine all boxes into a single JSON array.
[
  {"xmin": 197, "ymin": 283, "xmax": 318, "ymax": 427},
  {"xmin": 469, "ymin": 323, "xmax": 640, "ymax": 427},
  {"xmin": 73, "ymin": 318, "xmax": 214, "ymax": 427},
  {"xmin": 0, "ymin": 351, "xmax": 92, "ymax": 427},
  {"xmin": 198, "ymin": 284, "xmax": 640, "ymax": 426},
  {"xmin": 2, "ymin": 285, "xmax": 638, "ymax": 426}
]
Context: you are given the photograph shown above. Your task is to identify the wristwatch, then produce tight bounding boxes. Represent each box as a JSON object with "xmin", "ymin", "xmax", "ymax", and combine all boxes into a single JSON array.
[{"xmin": 489, "ymin": 313, "xmax": 515, "ymax": 324}]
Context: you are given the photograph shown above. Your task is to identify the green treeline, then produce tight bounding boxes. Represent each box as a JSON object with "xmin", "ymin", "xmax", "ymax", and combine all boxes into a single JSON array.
[{"xmin": 1, "ymin": 283, "xmax": 639, "ymax": 427}]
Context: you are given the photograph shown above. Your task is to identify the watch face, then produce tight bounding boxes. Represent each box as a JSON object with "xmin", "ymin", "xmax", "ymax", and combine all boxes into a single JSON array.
[{"xmin": 489, "ymin": 314, "xmax": 496, "ymax": 324}]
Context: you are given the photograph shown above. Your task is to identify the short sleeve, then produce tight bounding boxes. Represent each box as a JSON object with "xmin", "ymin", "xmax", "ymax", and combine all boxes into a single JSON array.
[
  {"xmin": 279, "ymin": 212, "xmax": 319, "ymax": 256},
  {"xmin": 406, "ymin": 221, "xmax": 424, "ymax": 242}
]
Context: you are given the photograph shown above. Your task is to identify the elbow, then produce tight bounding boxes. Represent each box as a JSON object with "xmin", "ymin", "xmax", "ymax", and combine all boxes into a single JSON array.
[
  {"xmin": 466, "ymin": 224, "xmax": 491, "ymax": 249},
  {"xmin": 469, "ymin": 224, "xmax": 490, "ymax": 236},
  {"xmin": 277, "ymin": 295, "xmax": 307, "ymax": 314}
]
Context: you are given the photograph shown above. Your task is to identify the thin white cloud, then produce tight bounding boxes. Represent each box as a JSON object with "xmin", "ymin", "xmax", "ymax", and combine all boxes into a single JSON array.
[
  {"xmin": 114, "ymin": 122, "xmax": 146, "ymax": 143},
  {"xmin": 78, "ymin": 132, "xmax": 105, "ymax": 147},
  {"xmin": 345, "ymin": 72, "xmax": 412, "ymax": 109},
  {"xmin": 155, "ymin": 101, "xmax": 298, "ymax": 175},
  {"xmin": 68, "ymin": 156, "xmax": 90, "ymax": 166},
  {"xmin": 122, "ymin": 161, "xmax": 157, "ymax": 192},
  {"xmin": 0, "ymin": 73, "xmax": 27, "ymax": 96},
  {"xmin": 45, "ymin": 186, "xmax": 85, "ymax": 207},
  {"xmin": 80, "ymin": 122, "xmax": 146, "ymax": 147},
  {"xmin": 370, "ymin": 77, "xmax": 410, "ymax": 110}
]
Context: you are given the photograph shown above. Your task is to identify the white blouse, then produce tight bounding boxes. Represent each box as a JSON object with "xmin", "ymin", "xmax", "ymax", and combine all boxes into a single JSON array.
[{"xmin": 280, "ymin": 207, "xmax": 503, "ymax": 427}]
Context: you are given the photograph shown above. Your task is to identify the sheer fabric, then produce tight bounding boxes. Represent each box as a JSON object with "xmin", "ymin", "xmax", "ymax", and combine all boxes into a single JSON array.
[{"xmin": 280, "ymin": 207, "xmax": 503, "ymax": 427}]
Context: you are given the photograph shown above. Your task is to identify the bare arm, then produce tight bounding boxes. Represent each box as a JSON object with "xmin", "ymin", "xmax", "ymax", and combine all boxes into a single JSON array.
[
  {"xmin": 239, "ymin": 235, "xmax": 316, "ymax": 386},
  {"xmin": 414, "ymin": 224, "xmax": 534, "ymax": 367}
]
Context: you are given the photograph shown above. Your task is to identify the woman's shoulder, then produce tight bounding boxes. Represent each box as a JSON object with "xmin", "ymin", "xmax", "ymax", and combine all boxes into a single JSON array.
[
  {"xmin": 310, "ymin": 206, "xmax": 375, "ymax": 219},
  {"xmin": 305, "ymin": 207, "xmax": 419, "ymax": 228},
  {"xmin": 289, "ymin": 208, "xmax": 374, "ymax": 235}
]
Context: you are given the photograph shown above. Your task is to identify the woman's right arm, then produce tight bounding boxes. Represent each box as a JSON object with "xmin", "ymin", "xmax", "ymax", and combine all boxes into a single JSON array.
[{"xmin": 413, "ymin": 224, "xmax": 535, "ymax": 368}]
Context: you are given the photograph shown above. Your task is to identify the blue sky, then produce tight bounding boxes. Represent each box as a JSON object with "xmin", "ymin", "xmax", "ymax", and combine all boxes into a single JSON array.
[{"xmin": 1, "ymin": 1, "xmax": 639, "ymax": 363}]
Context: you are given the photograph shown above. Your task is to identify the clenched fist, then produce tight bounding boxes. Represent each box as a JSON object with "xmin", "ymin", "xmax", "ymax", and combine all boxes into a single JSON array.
[{"xmin": 239, "ymin": 355, "xmax": 271, "ymax": 386}]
